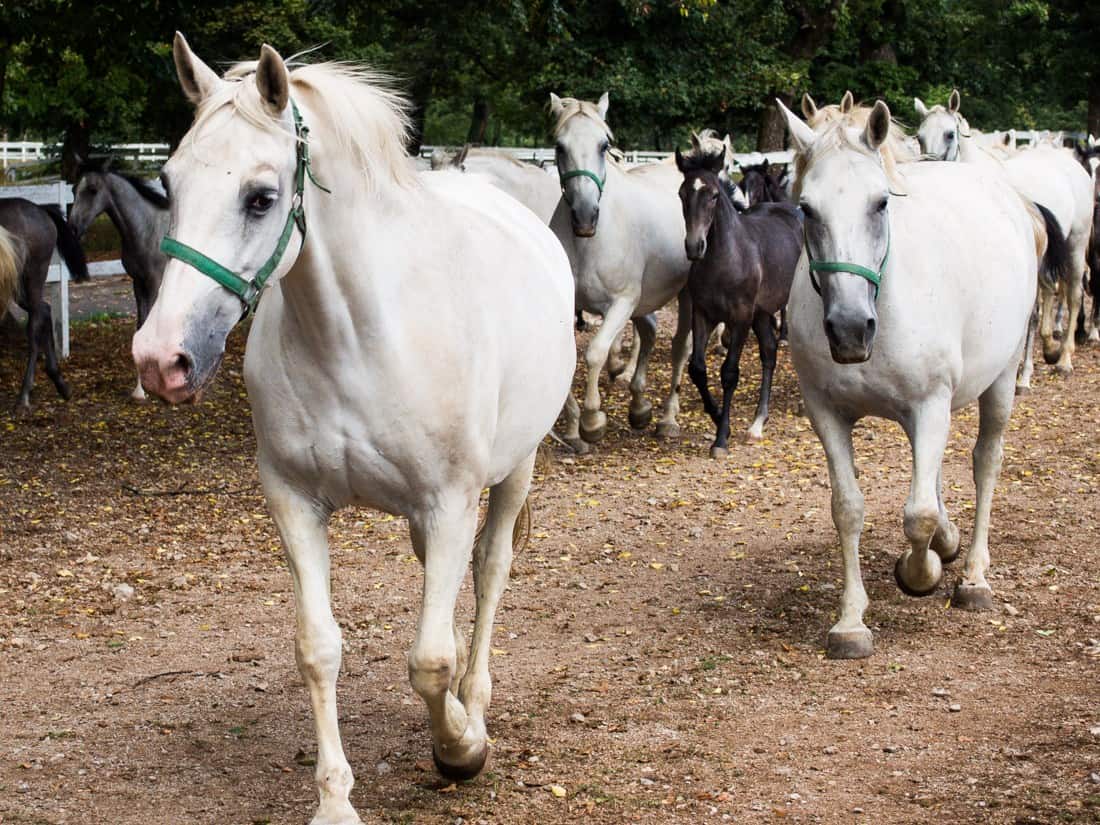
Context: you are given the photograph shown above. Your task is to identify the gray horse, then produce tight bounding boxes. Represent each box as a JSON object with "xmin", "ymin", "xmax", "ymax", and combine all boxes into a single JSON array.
[{"xmin": 69, "ymin": 159, "xmax": 168, "ymax": 401}]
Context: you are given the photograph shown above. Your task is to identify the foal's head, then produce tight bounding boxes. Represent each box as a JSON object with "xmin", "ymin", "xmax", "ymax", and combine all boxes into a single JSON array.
[
  {"xmin": 914, "ymin": 89, "xmax": 965, "ymax": 161},
  {"xmin": 675, "ymin": 134, "xmax": 728, "ymax": 261},
  {"xmin": 549, "ymin": 92, "xmax": 612, "ymax": 237},
  {"xmin": 781, "ymin": 100, "xmax": 898, "ymax": 364}
]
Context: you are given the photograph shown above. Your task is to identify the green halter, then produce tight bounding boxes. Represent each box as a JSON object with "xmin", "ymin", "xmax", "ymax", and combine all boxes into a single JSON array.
[
  {"xmin": 160, "ymin": 99, "xmax": 330, "ymax": 316},
  {"xmin": 559, "ymin": 168, "xmax": 605, "ymax": 194},
  {"xmin": 806, "ymin": 228, "xmax": 890, "ymax": 300}
]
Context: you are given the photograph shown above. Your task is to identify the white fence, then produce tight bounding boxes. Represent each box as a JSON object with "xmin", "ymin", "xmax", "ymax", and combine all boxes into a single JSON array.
[{"xmin": 0, "ymin": 141, "xmax": 171, "ymax": 170}]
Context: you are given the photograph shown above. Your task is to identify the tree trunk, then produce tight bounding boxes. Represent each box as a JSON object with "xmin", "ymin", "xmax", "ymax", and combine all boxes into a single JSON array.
[
  {"xmin": 466, "ymin": 98, "xmax": 490, "ymax": 145},
  {"xmin": 61, "ymin": 121, "xmax": 90, "ymax": 183},
  {"xmin": 757, "ymin": 95, "xmax": 793, "ymax": 152},
  {"xmin": 1089, "ymin": 71, "xmax": 1100, "ymax": 139}
]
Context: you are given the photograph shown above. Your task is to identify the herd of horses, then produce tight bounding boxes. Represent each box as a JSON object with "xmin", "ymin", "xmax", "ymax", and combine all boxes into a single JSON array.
[{"xmin": 2, "ymin": 33, "xmax": 1100, "ymax": 822}]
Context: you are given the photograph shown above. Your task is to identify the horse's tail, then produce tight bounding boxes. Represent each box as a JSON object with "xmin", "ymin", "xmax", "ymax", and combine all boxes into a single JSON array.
[
  {"xmin": 0, "ymin": 225, "xmax": 23, "ymax": 310},
  {"xmin": 1033, "ymin": 202, "xmax": 1071, "ymax": 291},
  {"xmin": 41, "ymin": 204, "xmax": 90, "ymax": 283}
]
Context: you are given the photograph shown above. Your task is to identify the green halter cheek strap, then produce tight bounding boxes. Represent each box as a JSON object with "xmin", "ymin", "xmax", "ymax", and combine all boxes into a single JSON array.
[
  {"xmin": 559, "ymin": 168, "xmax": 605, "ymax": 194},
  {"xmin": 806, "ymin": 230, "xmax": 890, "ymax": 300},
  {"xmin": 159, "ymin": 99, "xmax": 329, "ymax": 317}
]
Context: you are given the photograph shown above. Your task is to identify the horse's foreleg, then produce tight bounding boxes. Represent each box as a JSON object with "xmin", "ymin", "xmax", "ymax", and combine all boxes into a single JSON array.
[
  {"xmin": 262, "ymin": 467, "xmax": 360, "ymax": 825},
  {"xmin": 458, "ymin": 450, "xmax": 535, "ymax": 770},
  {"xmin": 805, "ymin": 392, "xmax": 870, "ymax": 659},
  {"xmin": 778, "ymin": 306, "xmax": 789, "ymax": 346},
  {"xmin": 407, "ymin": 495, "xmax": 482, "ymax": 781},
  {"xmin": 711, "ymin": 321, "xmax": 749, "ymax": 459},
  {"xmin": 747, "ymin": 311, "xmax": 778, "ymax": 441},
  {"xmin": 656, "ymin": 289, "xmax": 693, "ymax": 439},
  {"xmin": 580, "ymin": 299, "xmax": 633, "ymax": 443},
  {"xmin": 894, "ymin": 399, "xmax": 951, "ymax": 599},
  {"xmin": 1015, "ymin": 305, "xmax": 1037, "ymax": 395},
  {"xmin": 131, "ymin": 282, "xmax": 150, "ymax": 402},
  {"xmin": 930, "ymin": 466, "xmax": 961, "ymax": 563},
  {"xmin": 953, "ymin": 361, "xmax": 1016, "ymax": 611},
  {"xmin": 686, "ymin": 312, "xmax": 718, "ymax": 425},
  {"xmin": 626, "ymin": 313, "xmax": 657, "ymax": 430}
]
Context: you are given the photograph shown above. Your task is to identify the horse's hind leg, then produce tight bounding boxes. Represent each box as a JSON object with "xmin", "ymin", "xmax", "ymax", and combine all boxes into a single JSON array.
[
  {"xmin": 1015, "ymin": 306, "xmax": 1037, "ymax": 395},
  {"xmin": 626, "ymin": 313, "xmax": 657, "ymax": 430},
  {"xmin": 804, "ymin": 390, "xmax": 871, "ymax": 659},
  {"xmin": 1053, "ymin": 269, "xmax": 1084, "ymax": 374},
  {"xmin": 894, "ymin": 400, "xmax": 952, "ymax": 599},
  {"xmin": 261, "ymin": 465, "xmax": 360, "ymax": 825},
  {"xmin": 37, "ymin": 302, "xmax": 71, "ymax": 401},
  {"xmin": 407, "ymin": 493, "xmax": 483, "ymax": 781},
  {"xmin": 747, "ymin": 311, "xmax": 778, "ymax": 441},
  {"xmin": 778, "ymin": 306, "xmax": 789, "ymax": 346},
  {"xmin": 455, "ymin": 449, "xmax": 536, "ymax": 776},
  {"xmin": 952, "ymin": 362, "xmax": 1015, "ymax": 611},
  {"xmin": 558, "ymin": 394, "xmax": 589, "ymax": 455},
  {"xmin": 15, "ymin": 304, "xmax": 41, "ymax": 414},
  {"xmin": 656, "ymin": 288, "xmax": 692, "ymax": 439}
]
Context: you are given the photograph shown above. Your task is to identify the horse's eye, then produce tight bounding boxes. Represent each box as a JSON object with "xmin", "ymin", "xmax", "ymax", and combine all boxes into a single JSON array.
[
  {"xmin": 246, "ymin": 192, "xmax": 276, "ymax": 215},
  {"xmin": 599, "ymin": 141, "xmax": 609, "ymax": 153},
  {"xmin": 875, "ymin": 198, "xmax": 889, "ymax": 213},
  {"xmin": 800, "ymin": 203, "xmax": 816, "ymax": 220},
  {"xmin": 945, "ymin": 130, "xmax": 956, "ymax": 141}
]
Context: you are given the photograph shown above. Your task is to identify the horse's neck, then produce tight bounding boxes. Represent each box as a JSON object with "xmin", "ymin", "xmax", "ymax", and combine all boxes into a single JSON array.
[
  {"xmin": 709, "ymin": 190, "xmax": 741, "ymax": 255},
  {"xmin": 107, "ymin": 176, "xmax": 166, "ymax": 259}
]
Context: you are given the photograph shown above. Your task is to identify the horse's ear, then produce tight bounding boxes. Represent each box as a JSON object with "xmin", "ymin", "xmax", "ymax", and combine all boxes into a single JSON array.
[
  {"xmin": 777, "ymin": 99, "xmax": 816, "ymax": 154},
  {"xmin": 453, "ymin": 144, "xmax": 470, "ymax": 169},
  {"xmin": 801, "ymin": 93, "xmax": 818, "ymax": 120},
  {"xmin": 596, "ymin": 92, "xmax": 610, "ymax": 121},
  {"xmin": 674, "ymin": 147, "xmax": 687, "ymax": 173},
  {"xmin": 549, "ymin": 92, "xmax": 565, "ymax": 119},
  {"xmin": 690, "ymin": 131, "xmax": 702, "ymax": 152},
  {"xmin": 840, "ymin": 90, "xmax": 854, "ymax": 113},
  {"xmin": 706, "ymin": 144, "xmax": 726, "ymax": 173},
  {"xmin": 863, "ymin": 100, "xmax": 891, "ymax": 151},
  {"xmin": 256, "ymin": 44, "xmax": 290, "ymax": 115},
  {"xmin": 948, "ymin": 89, "xmax": 961, "ymax": 114},
  {"xmin": 913, "ymin": 97, "xmax": 929, "ymax": 119},
  {"xmin": 173, "ymin": 31, "xmax": 220, "ymax": 105}
]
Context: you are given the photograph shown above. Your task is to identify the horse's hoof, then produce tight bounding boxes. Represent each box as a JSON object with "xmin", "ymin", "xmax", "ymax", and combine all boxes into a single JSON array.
[
  {"xmin": 951, "ymin": 582, "xmax": 994, "ymax": 611},
  {"xmin": 709, "ymin": 445, "xmax": 729, "ymax": 459},
  {"xmin": 746, "ymin": 425, "xmax": 765, "ymax": 442},
  {"xmin": 628, "ymin": 401, "xmax": 653, "ymax": 431},
  {"xmin": 778, "ymin": 338, "xmax": 789, "ymax": 348},
  {"xmin": 655, "ymin": 420, "xmax": 680, "ymax": 439},
  {"xmin": 563, "ymin": 436, "xmax": 590, "ymax": 456},
  {"xmin": 931, "ymin": 521, "xmax": 961, "ymax": 564},
  {"xmin": 57, "ymin": 382, "xmax": 72, "ymax": 401},
  {"xmin": 1042, "ymin": 349, "xmax": 1061, "ymax": 366},
  {"xmin": 1014, "ymin": 383, "xmax": 1031, "ymax": 396},
  {"xmin": 826, "ymin": 626, "xmax": 874, "ymax": 660},
  {"xmin": 893, "ymin": 552, "xmax": 943, "ymax": 598},
  {"xmin": 1089, "ymin": 330, "xmax": 1100, "ymax": 344},
  {"xmin": 12, "ymin": 401, "xmax": 31, "ymax": 419},
  {"xmin": 579, "ymin": 410, "xmax": 607, "ymax": 443},
  {"xmin": 1054, "ymin": 362, "xmax": 1073, "ymax": 376},
  {"xmin": 432, "ymin": 741, "xmax": 489, "ymax": 782}
]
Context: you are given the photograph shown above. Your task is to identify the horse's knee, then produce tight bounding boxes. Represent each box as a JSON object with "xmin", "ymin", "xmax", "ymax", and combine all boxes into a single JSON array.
[
  {"xmin": 903, "ymin": 502, "xmax": 940, "ymax": 544},
  {"xmin": 408, "ymin": 648, "xmax": 455, "ymax": 699},
  {"xmin": 295, "ymin": 621, "xmax": 342, "ymax": 684}
]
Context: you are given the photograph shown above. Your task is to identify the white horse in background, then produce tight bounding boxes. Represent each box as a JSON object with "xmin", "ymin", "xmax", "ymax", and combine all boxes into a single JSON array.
[
  {"xmin": 134, "ymin": 34, "xmax": 575, "ymax": 824},
  {"xmin": 430, "ymin": 146, "xmax": 561, "ymax": 223},
  {"xmin": 916, "ymin": 90, "xmax": 1093, "ymax": 377},
  {"xmin": 549, "ymin": 92, "xmax": 693, "ymax": 450},
  {"xmin": 780, "ymin": 100, "xmax": 1038, "ymax": 659}
]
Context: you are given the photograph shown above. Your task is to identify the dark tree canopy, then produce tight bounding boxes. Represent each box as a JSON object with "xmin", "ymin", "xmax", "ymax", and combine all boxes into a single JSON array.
[{"xmin": 0, "ymin": 0, "xmax": 1096, "ymax": 172}]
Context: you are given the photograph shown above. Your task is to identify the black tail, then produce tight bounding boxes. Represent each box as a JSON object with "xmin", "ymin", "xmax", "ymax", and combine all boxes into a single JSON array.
[
  {"xmin": 41, "ymin": 204, "xmax": 89, "ymax": 283},
  {"xmin": 1034, "ymin": 202, "xmax": 1071, "ymax": 290}
]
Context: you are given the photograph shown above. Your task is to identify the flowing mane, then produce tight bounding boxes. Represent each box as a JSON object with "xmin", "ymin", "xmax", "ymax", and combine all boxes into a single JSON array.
[
  {"xmin": 793, "ymin": 106, "xmax": 913, "ymax": 197},
  {"xmin": 187, "ymin": 60, "xmax": 417, "ymax": 192}
]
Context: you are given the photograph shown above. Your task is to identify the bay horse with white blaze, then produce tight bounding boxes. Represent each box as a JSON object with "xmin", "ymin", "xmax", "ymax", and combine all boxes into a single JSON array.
[
  {"xmin": 675, "ymin": 136, "xmax": 802, "ymax": 454},
  {"xmin": 133, "ymin": 34, "xmax": 575, "ymax": 824}
]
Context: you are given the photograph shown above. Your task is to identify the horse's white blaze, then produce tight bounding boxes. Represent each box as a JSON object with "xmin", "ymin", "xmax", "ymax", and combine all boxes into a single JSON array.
[
  {"xmin": 137, "ymin": 36, "xmax": 574, "ymax": 823},
  {"xmin": 550, "ymin": 94, "xmax": 692, "ymax": 446},
  {"xmin": 781, "ymin": 102, "xmax": 1036, "ymax": 658}
]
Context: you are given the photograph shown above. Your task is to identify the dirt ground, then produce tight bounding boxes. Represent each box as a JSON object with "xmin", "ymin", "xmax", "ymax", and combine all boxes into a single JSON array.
[{"xmin": 0, "ymin": 299, "xmax": 1098, "ymax": 825}]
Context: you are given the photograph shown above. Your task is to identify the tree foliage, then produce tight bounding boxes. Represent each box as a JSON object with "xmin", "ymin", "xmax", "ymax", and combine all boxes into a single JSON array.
[{"xmin": 0, "ymin": 0, "xmax": 1096, "ymax": 165}]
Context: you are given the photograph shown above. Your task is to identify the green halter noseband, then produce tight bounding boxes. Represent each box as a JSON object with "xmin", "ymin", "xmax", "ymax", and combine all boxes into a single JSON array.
[
  {"xmin": 559, "ymin": 168, "xmax": 605, "ymax": 194},
  {"xmin": 806, "ymin": 227, "xmax": 890, "ymax": 300},
  {"xmin": 160, "ymin": 99, "xmax": 330, "ymax": 316}
]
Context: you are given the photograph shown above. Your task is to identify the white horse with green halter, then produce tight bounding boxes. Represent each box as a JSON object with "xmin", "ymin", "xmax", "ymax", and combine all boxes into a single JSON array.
[
  {"xmin": 915, "ymin": 90, "xmax": 1093, "ymax": 380},
  {"xmin": 549, "ymin": 93, "xmax": 693, "ymax": 451},
  {"xmin": 780, "ymin": 100, "xmax": 1039, "ymax": 659},
  {"xmin": 133, "ymin": 34, "xmax": 575, "ymax": 825}
]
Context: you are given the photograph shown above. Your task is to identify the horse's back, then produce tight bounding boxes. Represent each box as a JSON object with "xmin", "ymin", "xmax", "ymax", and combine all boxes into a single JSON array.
[{"xmin": 1004, "ymin": 148, "xmax": 1093, "ymax": 238}]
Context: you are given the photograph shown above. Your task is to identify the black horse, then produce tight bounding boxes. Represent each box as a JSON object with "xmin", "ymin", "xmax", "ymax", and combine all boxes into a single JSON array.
[
  {"xmin": 675, "ymin": 140, "xmax": 802, "ymax": 456},
  {"xmin": 0, "ymin": 198, "xmax": 89, "ymax": 413},
  {"xmin": 738, "ymin": 160, "xmax": 792, "ymax": 343}
]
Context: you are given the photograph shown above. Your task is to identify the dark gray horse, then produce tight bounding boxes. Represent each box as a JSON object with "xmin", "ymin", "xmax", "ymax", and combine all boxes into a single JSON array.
[
  {"xmin": 738, "ymin": 160, "xmax": 792, "ymax": 343},
  {"xmin": 675, "ymin": 140, "xmax": 802, "ymax": 456},
  {"xmin": 0, "ymin": 198, "xmax": 89, "ymax": 413},
  {"xmin": 69, "ymin": 159, "xmax": 168, "ymax": 400}
]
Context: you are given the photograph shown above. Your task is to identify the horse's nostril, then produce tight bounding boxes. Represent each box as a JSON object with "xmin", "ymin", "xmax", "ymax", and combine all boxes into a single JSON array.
[
  {"xmin": 171, "ymin": 352, "xmax": 193, "ymax": 379},
  {"xmin": 866, "ymin": 318, "xmax": 876, "ymax": 338},
  {"xmin": 825, "ymin": 318, "xmax": 837, "ymax": 341}
]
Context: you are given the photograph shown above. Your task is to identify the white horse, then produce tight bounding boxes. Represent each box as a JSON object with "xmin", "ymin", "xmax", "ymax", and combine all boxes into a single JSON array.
[
  {"xmin": 133, "ymin": 34, "xmax": 575, "ymax": 824},
  {"xmin": 549, "ymin": 92, "xmax": 692, "ymax": 449},
  {"xmin": 915, "ymin": 90, "xmax": 1093, "ymax": 377},
  {"xmin": 431, "ymin": 146, "xmax": 561, "ymax": 223},
  {"xmin": 780, "ymin": 100, "xmax": 1038, "ymax": 659}
]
